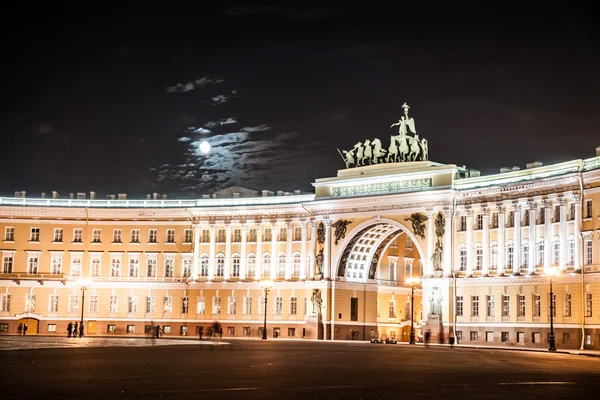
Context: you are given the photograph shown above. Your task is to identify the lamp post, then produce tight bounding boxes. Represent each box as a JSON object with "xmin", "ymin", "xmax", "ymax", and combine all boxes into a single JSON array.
[
  {"xmin": 76, "ymin": 279, "xmax": 92, "ymax": 337},
  {"xmin": 261, "ymin": 280, "xmax": 273, "ymax": 340},
  {"xmin": 547, "ymin": 267, "xmax": 558, "ymax": 351},
  {"xmin": 406, "ymin": 277, "xmax": 420, "ymax": 345}
]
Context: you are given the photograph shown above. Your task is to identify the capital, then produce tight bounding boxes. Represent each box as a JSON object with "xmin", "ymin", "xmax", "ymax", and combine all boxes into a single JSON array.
[
  {"xmin": 512, "ymin": 202, "xmax": 522, "ymax": 212},
  {"xmin": 528, "ymin": 200, "xmax": 537, "ymax": 210},
  {"xmin": 496, "ymin": 204, "xmax": 506, "ymax": 214},
  {"xmin": 573, "ymin": 193, "xmax": 581, "ymax": 202},
  {"xmin": 542, "ymin": 199, "xmax": 553, "ymax": 209},
  {"xmin": 558, "ymin": 197, "xmax": 568, "ymax": 206},
  {"xmin": 481, "ymin": 206, "xmax": 490, "ymax": 216}
]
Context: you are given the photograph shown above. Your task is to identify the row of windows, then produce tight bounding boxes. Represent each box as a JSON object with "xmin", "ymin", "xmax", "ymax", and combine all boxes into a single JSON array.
[
  {"xmin": 3, "ymin": 226, "xmax": 307, "ymax": 244},
  {"xmin": 456, "ymin": 293, "xmax": 594, "ymax": 318},
  {"xmin": 0, "ymin": 293, "xmax": 307, "ymax": 316},
  {"xmin": 457, "ymin": 238, "xmax": 594, "ymax": 270},
  {"xmin": 1, "ymin": 252, "xmax": 305, "ymax": 278},
  {"xmin": 457, "ymin": 200, "xmax": 593, "ymax": 232}
]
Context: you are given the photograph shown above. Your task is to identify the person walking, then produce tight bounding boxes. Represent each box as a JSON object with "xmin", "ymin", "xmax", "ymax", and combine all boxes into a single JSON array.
[
  {"xmin": 79, "ymin": 323, "xmax": 84, "ymax": 338},
  {"xmin": 23, "ymin": 323, "xmax": 28, "ymax": 335},
  {"xmin": 17, "ymin": 323, "xmax": 22, "ymax": 335},
  {"xmin": 198, "ymin": 326, "xmax": 203, "ymax": 340},
  {"xmin": 155, "ymin": 325, "xmax": 161, "ymax": 338},
  {"xmin": 73, "ymin": 322, "xmax": 78, "ymax": 338},
  {"xmin": 67, "ymin": 322, "xmax": 72, "ymax": 337}
]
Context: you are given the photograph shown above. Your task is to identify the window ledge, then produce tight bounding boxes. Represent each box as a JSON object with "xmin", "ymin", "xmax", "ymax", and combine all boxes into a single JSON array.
[
  {"xmin": 165, "ymin": 242, "xmax": 175, "ymax": 245},
  {"xmin": 71, "ymin": 241, "xmax": 83, "ymax": 245},
  {"xmin": 91, "ymin": 242, "xmax": 102, "ymax": 245},
  {"xmin": 129, "ymin": 242, "xmax": 140, "ymax": 245},
  {"xmin": 147, "ymin": 242, "xmax": 158, "ymax": 245},
  {"xmin": 182, "ymin": 242, "xmax": 192, "ymax": 245},
  {"xmin": 51, "ymin": 241, "xmax": 63, "ymax": 244},
  {"xmin": 28, "ymin": 241, "xmax": 40, "ymax": 244},
  {"xmin": 3, "ymin": 240, "xmax": 15, "ymax": 244}
]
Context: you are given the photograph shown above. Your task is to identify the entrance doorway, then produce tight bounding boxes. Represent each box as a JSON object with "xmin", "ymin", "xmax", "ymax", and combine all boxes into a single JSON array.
[
  {"xmin": 87, "ymin": 321, "xmax": 97, "ymax": 334},
  {"xmin": 18, "ymin": 318, "xmax": 39, "ymax": 335}
]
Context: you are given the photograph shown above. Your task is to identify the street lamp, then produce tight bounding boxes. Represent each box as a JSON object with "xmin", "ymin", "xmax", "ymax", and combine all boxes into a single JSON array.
[
  {"xmin": 546, "ymin": 267, "xmax": 558, "ymax": 351},
  {"xmin": 76, "ymin": 279, "xmax": 92, "ymax": 337},
  {"xmin": 260, "ymin": 280, "xmax": 273, "ymax": 340},
  {"xmin": 406, "ymin": 277, "xmax": 420, "ymax": 345}
]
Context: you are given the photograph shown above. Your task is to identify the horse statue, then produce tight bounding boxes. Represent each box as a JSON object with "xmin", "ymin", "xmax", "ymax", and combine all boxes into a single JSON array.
[
  {"xmin": 398, "ymin": 134, "xmax": 409, "ymax": 161},
  {"xmin": 362, "ymin": 139, "xmax": 372, "ymax": 165},
  {"xmin": 387, "ymin": 135, "xmax": 398, "ymax": 162},
  {"xmin": 421, "ymin": 138, "xmax": 428, "ymax": 160},
  {"xmin": 342, "ymin": 149, "xmax": 355, "ymax": 168},
  {"xmin": 371, "ymin": 138, "xmax": 387, "ymax": 164},
  {"xmin": 354, "ymin": 142, "xmax": 364, "ymax": 166},
  {"xmin": 410, "ymin": 134, "xmax": 421, "ymax": 161}
]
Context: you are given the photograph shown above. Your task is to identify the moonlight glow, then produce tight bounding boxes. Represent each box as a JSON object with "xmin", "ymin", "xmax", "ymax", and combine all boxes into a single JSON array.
[{"xmin": 199, "ymin": 141, "xmax": 211, "ymax": 154}]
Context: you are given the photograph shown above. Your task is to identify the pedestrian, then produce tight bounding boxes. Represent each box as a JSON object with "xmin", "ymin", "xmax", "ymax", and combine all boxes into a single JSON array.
[
  {"xmin": 23, "ymin": 323, "xmax": 28, "ymax": 335},
  {"xmin": 449, "ymin": 329, "xmax": 455, "ymax": 348},
  {"xmin": 79, "ymin": 324, "xmax": 84, "ymax": 338},
  {"xmin": 17, "ymin": 323, "xmax": 22, "ymax": 335},
  {"xmin": 155, "ymin": 325, "xmax": 161, "ymax": 338},
  {"xmin": 67, "ymin": 322, "xmax": 72, "ymax": 337},
  {"xmin": 439, "ymin": 329, "xmax": 445, "ymax": 345},
  {"xmin": 198, "ymin": 326, "xmax": 203, "ymax": 340},
  {"xmin": 424, "ymin": 329, "xmax": 431, "ymax": 347},
  {"xmin": 73, "ymin": 322, "xmax": 78, "ymax": 338}
]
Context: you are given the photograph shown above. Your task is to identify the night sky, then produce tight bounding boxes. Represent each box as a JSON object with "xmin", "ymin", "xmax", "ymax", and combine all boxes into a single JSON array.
[{"xmin": 2, "ymin": 2, "xmax": 599, "ymax": 198}]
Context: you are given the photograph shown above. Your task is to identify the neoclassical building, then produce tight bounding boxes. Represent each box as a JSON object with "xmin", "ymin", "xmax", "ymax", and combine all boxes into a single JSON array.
[{"xmin": 1, "ymin": 114, "xmax": 599, "ymax": 349}]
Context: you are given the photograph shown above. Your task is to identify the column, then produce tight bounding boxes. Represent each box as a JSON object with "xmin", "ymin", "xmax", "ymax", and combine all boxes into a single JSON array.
[
  {"xmin": 574, "ymin": 194, "xmax": 582, "ymax": 271},
  {"xmin": 559, "ymin": 197, "xmax": 567, "ymax": 271},
  {"xmin": 442, "ymin": 209, "xmax": 452, "ymax": 277},
  {"xmin": 192, "ymin": 224, "xmax": 201, "ymax": 279},
  {"xmin": 255, "ymin": 223, "xmax": 262, "ymax": 280},
  {"xmin": 240, "ymin": 224, "xmax": 247, "ymax": 280},
  {"xmin": 323, "ymin": 218, "xmax": 331, "ymax": 279},
  {"xmin": 208, "ymin": 224, "xmax": 216, "ymax": 280},
  {"xmin": 309, "ymin": 219, "xmax": 317, "ymax": 279},
  {"xmin": 482, "ymin": 207, "xmax": 490, "ymax": 276},
  {"xmin": 300, "ymin": 220, "xmax": 307, "ymax": 280},
  {"xmin": 271, "ymin": 222, "xmax": 278, "ymax": 279},
  {"xmin": 466, "ymin": 208, "xmax": 474, "ymax": 277},
  {"xmin": 285, "ymin": 222, "xmax": 293, "ymax": 280},
  {"xmin": 497, "ymin": 204, "xmax": 506, "ymax": 276},
  {"xmin": 426, "ymin": 211, "xmax": 435, "ymax": 277},
  {"xmin": 528, "ymin": 201, "xmax": 537, "ymax": 275},
  {"xmin": 224, "ymin": 224, "xmax": 232, "ymax": 280},
  {"xmin": 512, "ymin": 202, "xmax": 521, "ymax": 275},
  {"xmin": 543, "ymin": 200, "xmax": 552, "ymax": 271}
]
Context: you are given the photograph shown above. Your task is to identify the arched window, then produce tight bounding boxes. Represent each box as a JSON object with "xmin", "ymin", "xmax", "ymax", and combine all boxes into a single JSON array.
[
  {"xmin": 232, "ymin": 254, "xmax": 240, "ymax": 277},
  {"xmin": 293, "ymin": 253, "xmax": 301, "ymax": 277},
  {"xmin": 506, "ymin": 241, "xmax": 514, "ymax": 268},
  {"xmin": 216, "ymin": 254, "xmax": 225, "ymax": 277},
  {"xmin": 475, "ymin": 243, "xmax": 483, "ymax": 270},
  {"xmin": 262, "ymin": 253, "xmax": 271, "ymax": 277},
  {"xmin": 522, "ymin": 239, "xmax": 529, "ymax": 268},
  {"xmin": 277, "ymin": 254, "xmax": 286, "ymax": 277},
  {"xmin": 247, "ymin": 254, "xmax": 256, "ymax": 278},
  {"xmin": 459, "ymin": 245, "xmax": 467, "ymax": 271},
  {"xmin": 537, "ymin": 238, "xmax": 545, "ymax": 267},
  {"xmin": 490, "ymin": 242, "xmax": 498, "ymax": 270},
  {"xmin": 200, "ymin": 254, "xmax": 209, "ymax": 277}
]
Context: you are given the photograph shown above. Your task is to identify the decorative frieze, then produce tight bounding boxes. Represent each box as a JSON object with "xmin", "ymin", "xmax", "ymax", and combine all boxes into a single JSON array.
[{"xmin": 331, "ymin": 178, "xmax": 432, "ymax": 197}]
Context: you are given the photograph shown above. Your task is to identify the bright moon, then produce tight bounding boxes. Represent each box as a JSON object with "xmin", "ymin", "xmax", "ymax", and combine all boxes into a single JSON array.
[{"xmin": 199, "ymin": 141, "xmax": 211, "ymax": 154}]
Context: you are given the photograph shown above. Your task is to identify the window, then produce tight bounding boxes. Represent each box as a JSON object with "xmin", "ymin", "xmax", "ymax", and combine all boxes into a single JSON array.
[
  {"xmin": 389, "ymin": 300, "xmax": 396, "ymax": 318},
  {"xmin": 27, "ymin": 253, "xmax": 39, "ymax": 274},
  {"xmin": 517, "ymin": 332, "xmax": 524, "ymax": 343},
  {"xmin": 243, "ymin": 327, "xmax": 251, "ymax": 336},
  {"xmin": 146, "ymin": 296, "xmax": 155, "ymax": 314},
  {"xmin": 166, "ymin": 229, "xmax": 175, "ymax": 243},
  {"xmin": 537, "ymin": 240, "xmax": 545, "ymax": 266},
  {"xmin": 486, "ymin": 295, "xmax": 495, "ymax": 317},
  {"xmin": 278, "ymin": 228, "xmax": 287, "ymax": 242},
  {"xmin": 275, "ymin": 297, "xmax": 283, "ymax": 315},
  {"xmin": 471, "ymin": 296, "xmax": 479, "ymax": 317},
  {"xmin": 294, "ymin": 227, "xmax": 301, "ymax": 241},
  {"xmin": 264, "ymin": 228, "xmax": 272, "ymax": 241},
  {"xmin": 111, "ymin": 257, "xmax": 121, "ymax": 277},
  {"xmin": 262, "ymin": 254, "xmax": 271, "ymax": 277},
  {"xmin": 184, "ymin": 229, "xmax": 193, "ymax": 243},
  {"xmin": 456, "ymin": 331, "xmax": 463, "ymax": 342},
  {"xmin": 89, "ymin": 295, "xmax": 98, "ymax": 313},
  {"xmin": 147, "ymin": 257, "xmax": 157, "ymax": 277},
  {"xmin": 182, "ymin": 258, "xmax": 192, "ymax": 278},
  {"xmin": 459, "ymin": 216, "xmax": 466, "ymax": 231},
  {"xmin": 92, "ymin": 229, "xmax": 101, "ymax": 243},
  {"xmin": 91, "ymin": 258, "xmax": 101, "ymax": 277},
  {"xmin": 217, "ymin": 229, "xmax": 225, "ymax": 243},
  {"xmin": 290, "ymin": 297, "xmax": 298, "ymax": 315},
  {"xmin": 565, "ymin": 293, "xmax": 572, "ymax": 317},
  {"xmin": 524, "ymin": 210, "xmax": 530, "ymax": 225},
  {"xmin": 228, "ymin": 297, "xmax": 236, "ymax": 315},
  {"xmin": 196, "ymin": 297, "xmax": 206, "ymax": 314},
  {"xmin": 351, "ymin": 298, "xmax": 359, "ymax": 321},
  {"xmin": 506, "ymin": 242, "xmax": 514, "ymax": 268},
  {"xmin": 532, "ymin": 332, "xmax": 540, "ymax": 344},
  {"xmin": 163, "ymin": 325, "xmax": 171, "ymax": 334},
  {"xmin": 2, "ymin": 253, "xmax": 13, "ymax": 273},
  {"xmin": 552, "ymin": 239, "xmax": 560, "ymax": 265},
  {"xmin": 459, "ymin": 247, "xmax": 467, "ymax": 271},
  {"xmin": 164, "ymin": 258, "xmax": 174, "ymax": 277},
  {"xmin": 212, "ymin": 296, "xmax": 221, "ymax": 314},
  {"xmin": 562, "ymin": 332, "xmax": 571, "ymax": 344},
  {"xmin": 54, "ymin": 228, "xmax": 63, "ymax": 242},
  {"xmin": 501, "ymin": 332, "xmax": 509, "ymax": 342},
  {"xmin": 304, "ymin": 297, "xmax": 308, "ymax": 315},
  {"xmin": 71, "ymin": 256, "xmax": 82, "ymax": 276},
  {"xmin": 73, "ymin": 228, "xmax": 82, "ymax": 243},
  {"xmin": 508, "ymin": 211, "xmax": 514, "ymax": 226},
  {"xmin": 131, "ymin": 229, "xmax": 140, "ymax": 243},
  {"xmin": 502, "ymin": 295, "xmax": 510, "ymax": 317},
  {"xmin": 0, "ymin": 324, "xmax": 7, "ymax": 333},
  {"xmin": 492, "ymin": 212, "xmax": 498, "ymax": 228},
  {"xmin": 248, "ymin": 229, "xmax": 257, "ymax": 242},
  {"xmin": 490, "ymin": 243, "xmax": 498, "ymax": 270},
  {"xmin": 585, "ymin": 199, "xmax": 592, "ymax": 218},
  {"xmin": 567, "ymin": 236, "xmax": 575, "ymax": 265},
  {"xmin": 127, "ymin": 325, "xmax": 135, "ymax": 333},
  {"xmin": 277, "ymin": 254, "xmax": 286, "ymax": 277},
  {"xmin": 232, "ymin": 255, "xmax": 240, "ymax": 277},
  {"xmin": 164, "ymin": 296, "xmax": 173, "ymax": 313},
  {"xmin": 247, "ymin": 254, "xmax": 256, "ymax": 277},
  {"xmin": 113, "ymin": 229, "xmax": 122, "ymax": 243},
  {"xmin": 233, "ymin": 229, "xmax": 241, "ymax": 242},
  {"xmin": 288, "ymin": 327, "xmax": 296, "ymax": 337},
  {"xmin": 216, "ymin": 255, "xmax": 224, "ymax": 277},
  {"xmin": 518, "ymin": 294, "xmax": 526, "ymax": 317},
  {"xmin": 180, "ymin": 326, "xmax": 188, "ymax": 336},
  {"xmin": 404, "ymin": 259, "xmax": 413, "ymax": 278},
  {"xmin": 470, "ymin": 331, "xmax": 478, "ymax": 341},
  {"xmin": 486, "ymin": 331, "xmax": 494, "ymax": 342},
  {"xmin": 534, "ymin": 294, "xmax": 541, "ymax": 317},
  {"xmin": 522, "ymin": 243, "xmax": 529, "ymax": 267},
  {"xmin": 109, "ymin": 296, "xmax": 118, "ymax": 313},
  {"xmin": 227, "ymin": 327, "xmax": 235, "ymax": 336},
  {"xmin": 129, "ymin": 257, "xmax": 139, "ymax": 277},
  {"xmin": 200, "ymin": 255, "xmax": 208, "ymax": 277},
  {"xmin": 585, "ymin": 240, "xmax": 593, "ymax": 265},
  {"xmin": 30, "ymin": 227, "xmax": 40, "ymax": 242},
  {"xmin": 476, "ymin": 214, "xmax": 483, "ymax": 230},
  {"xmin": 51, "ymin": 254, "xmax": 62, "ymax": 274},
  {"xmin": 539, "ymin": 207, "xmax": 545, "ymax": 224},
  {"xmin": 554, "ymin": 205, "xmax": 560, "ymax": 222},
  {"xmin": 243, "ymin": 296, "xmax": 252, "ymax": 315},
  {"xmin": 49, "ymin": 294, "xmax": 59, "ymax": 312},
  {"xmin": 47, "ymin": 324, "xmax": 56, "ymax": 333},
  {"xmin": 293, "ymin": 254, "xmax": 301, "ymax": 277},
  {"xmin": 68, "ymin": 295, "xmax": 78, "ymax": 312},
  {"xmin": 149, "ymin": 229, "xmax": 157, "ymax": 243},
  {"xmin": 201, "ymin": 230, "xmax": 209, "ymax": 243},
  {"xmin": 4, "ymin": 227, "xmax": 14, "ymax": 241},
  {"xmin": 456, "ymin": 296, "xmax": 463, "ymax": 316},
  {"xmin": 475, "ymin": 245, "xmax": 483, "ymax": 270},
  {"xmin": 182, "ymin": 296, "xmax": 189, "ymax": 314},
  {"xmin": 569, "ymin": 203, "xmax": 575, "ymax": 220},
  {"xmin": 128, "ymin": 296, "xmax": 137, "ymax": 313},
  {"xmin": 586, "ymin": 293, "xmax": 593, "ymax": 317}
]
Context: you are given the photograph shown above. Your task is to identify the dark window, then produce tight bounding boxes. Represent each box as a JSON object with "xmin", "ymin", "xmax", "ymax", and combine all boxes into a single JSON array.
[{"xmin": 351, "ymin": 297, "xmax": 359, "ymax": 321}]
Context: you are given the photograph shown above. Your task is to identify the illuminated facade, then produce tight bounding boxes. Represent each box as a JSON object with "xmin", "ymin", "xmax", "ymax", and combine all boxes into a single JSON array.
[{"xmin": 1, "ymin": 149, "xmax": 599, "ymax": 349}]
